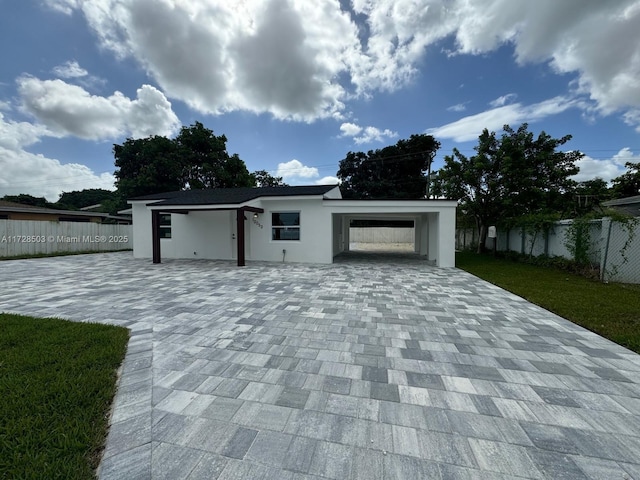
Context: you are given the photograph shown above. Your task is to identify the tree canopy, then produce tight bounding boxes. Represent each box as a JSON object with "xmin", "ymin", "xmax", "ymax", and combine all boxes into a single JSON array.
[
  {"xmin": 56, "ymin": 189, "xmax": 118, "ymax": 210},
  {"xmin": 113, "ymin": 122, "xmax": 254, "ymax": 200},
  {"xmin": 611, "ymin": 161, "xmax": 640, "ymax": 198},
  {"xmin": 431, "ymin": 123, "xmax": 582, "ymax": 251},
  {"xmin": 250, "ymin": 170, "xmax": 287, "ymax": 187},
  {"xmin": 337, "ymin": 134, "xmax": 440, "ymax": 199},
  {"xmin": 1, "ymin": 194, "xmax": 52, "ymax": 208},
  {"xmin": 114, "ymin": 135, "xmax": 182, "ymax": 200},
  {"xmin": 574, "ymin": 178, "xmax": 611, "ymax": 215}
]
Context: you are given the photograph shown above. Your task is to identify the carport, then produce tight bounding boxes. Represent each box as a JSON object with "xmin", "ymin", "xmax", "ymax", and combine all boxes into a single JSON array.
[{"xmin": 325, "ymin": 199, "xmax": 457, "ymax": 267}]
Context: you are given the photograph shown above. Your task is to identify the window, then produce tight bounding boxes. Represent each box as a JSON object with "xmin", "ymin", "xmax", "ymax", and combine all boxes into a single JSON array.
[
  {"xmin": 272, "ymin": 212, "xmax": 300, "ymax": 240},
  {"xmin": 159, "ymin": 214, "xmax": 172, "ymax": 239}
]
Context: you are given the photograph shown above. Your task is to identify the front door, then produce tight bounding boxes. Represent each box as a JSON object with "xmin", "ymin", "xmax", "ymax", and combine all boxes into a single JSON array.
[{"xmin": 230, "ymin": 211, "xmax": 237, "ymax": 260}]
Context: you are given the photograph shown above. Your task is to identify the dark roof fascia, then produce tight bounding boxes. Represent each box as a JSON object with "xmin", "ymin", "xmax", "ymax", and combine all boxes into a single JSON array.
[
  {"xmin": 0, "ymin": 206, "xmax": 106, "ymax": 217},
  {"xmin": 322, "ymin": 198, "xmax": 457, "ymax": 202},
  {"xmin": 141, "ymin": 185, "xmax": 339, "ymax": 207},
  {"xmin": 0, "ymin": 206, "xmax": 131, "ymax": 223}
]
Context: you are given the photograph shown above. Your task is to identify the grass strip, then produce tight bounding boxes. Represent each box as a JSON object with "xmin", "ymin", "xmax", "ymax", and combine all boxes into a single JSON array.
[
  {"xmin": 0, "ymin": 249, "xmax": 132, "ymax": 261},
  {"xmin": 0, "ymin": 313, "xmax": 129, "ymax": 479},
  {"xmin": 456, "ymin": 251, "xmax": 640, "ymax": 354}
]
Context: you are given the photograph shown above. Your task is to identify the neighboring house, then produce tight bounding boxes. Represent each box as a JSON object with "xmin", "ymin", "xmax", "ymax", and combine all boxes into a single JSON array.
[
  {"xmin": 0, "ymin": 200, "xmax": 131, "ymax": 224},
  {"xmin": 603, "ymin": 195, "xmax": 640, "ymax": 217},
  {"xmin": 129, "ymin": 185, "xmax": 457, "ymax": 267}
]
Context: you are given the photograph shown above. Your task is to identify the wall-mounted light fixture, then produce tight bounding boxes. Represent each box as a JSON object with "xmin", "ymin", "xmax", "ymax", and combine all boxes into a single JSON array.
[{"xmin": 253, "ymin": 213, "xmax": 259, "ymax": 219}]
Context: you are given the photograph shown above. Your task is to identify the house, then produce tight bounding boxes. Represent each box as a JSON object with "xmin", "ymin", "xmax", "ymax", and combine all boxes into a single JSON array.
[
  {"xmin": 129, "ymin": 185, "xmax": 457, "ymax": 267},
  {"xmin": 603, "ymin": 195, "xmax": 640, "ymax": 217},
  {"xmin": 0, "ymin": 200, "xmax": 131, "ymax": 224}
]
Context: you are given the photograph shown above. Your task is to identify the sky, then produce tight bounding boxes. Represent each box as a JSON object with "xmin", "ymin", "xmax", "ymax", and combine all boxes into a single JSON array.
[{"xmin": 1, "ymin": 0, "xmax": 640, "ymax": 201}]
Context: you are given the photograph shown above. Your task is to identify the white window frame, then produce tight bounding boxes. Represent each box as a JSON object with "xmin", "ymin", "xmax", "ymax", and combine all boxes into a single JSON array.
[
  {"xmin": 271, "ymin": 211, "xmax": 300, "ymax": 241},
  {"xmin": 159, "ymin": 213, "xmax": 172, "ymax": 239}
]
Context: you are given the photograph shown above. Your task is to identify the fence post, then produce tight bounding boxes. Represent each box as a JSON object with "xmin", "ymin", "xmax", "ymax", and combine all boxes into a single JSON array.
[{"xmin": 600, "ymin": 217, "xmax": 612, "ymax": 282}]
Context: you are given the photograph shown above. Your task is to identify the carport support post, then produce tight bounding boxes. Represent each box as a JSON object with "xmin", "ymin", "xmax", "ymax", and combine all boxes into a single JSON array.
[
  {"xmin": 236, "ymin": 208, "xmax": 245, "ymax": 267},
  {"xmin": 152, "ymin": 210, "xmax": 161, "ymax": 264}
]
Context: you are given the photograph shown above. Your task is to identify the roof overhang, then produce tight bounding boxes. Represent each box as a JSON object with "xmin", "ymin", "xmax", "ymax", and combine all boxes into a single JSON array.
[
  {"xmin": 322, "ymin": 199, "xmax": 458, "ymax": 214},
  {"xmin": 147, "ymin": 203, "xmax": 263, "ymax": 213}
]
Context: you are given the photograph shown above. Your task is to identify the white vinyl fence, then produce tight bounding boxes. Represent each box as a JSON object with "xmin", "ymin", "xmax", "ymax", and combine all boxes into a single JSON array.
[
  {"xmin": 457, "ymin": 217, "xmax": 640, "ymax": 284},
  {"xmin": 349, "ymin": 227, "xmax": 415, "ymax": 244},
  {"xmin": 0, "ymin": 220, "xmax": 132, "ymax": 257}
]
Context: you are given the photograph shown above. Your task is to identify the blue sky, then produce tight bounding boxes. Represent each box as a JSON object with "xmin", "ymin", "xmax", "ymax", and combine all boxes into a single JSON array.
[{"xmin": 1, "ymin": 0, "xmax": 640, "ymax": 201}]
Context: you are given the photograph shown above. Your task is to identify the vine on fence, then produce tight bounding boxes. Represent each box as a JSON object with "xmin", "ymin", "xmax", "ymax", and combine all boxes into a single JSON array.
[
  {"xmin": 601, "ymin": 210, "xmax": 639, "ymax": 280},
  {"xmin": 564, "ymin": 216, "xmax": 595, "ymax": 267},
  {"xmin": 563, "ymin": 210, "xmax": 638, "ymax": 281}
]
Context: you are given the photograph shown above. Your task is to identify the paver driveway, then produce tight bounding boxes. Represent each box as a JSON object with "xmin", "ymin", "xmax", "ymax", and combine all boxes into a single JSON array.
[{"xmin": 2, "ymin": 251, "xmax": 640, "ymax": 479}]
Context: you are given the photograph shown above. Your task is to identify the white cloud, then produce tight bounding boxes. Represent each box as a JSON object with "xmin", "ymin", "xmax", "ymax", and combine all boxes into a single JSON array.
[
  {"xmin": 52, "ymin": 60, "xmax": 88, "ymax": 79},
  {"xmin": 427, "ymin": 96, "xmax": 579, "ymax": 142},
  {"xmin": 276, "ymin": 159, "xmax": 319, "ymax": 182},
  {"xmin": 612, "ymin": 147, "xmax": 640, "ymax": 167},
  {"xmin": 0, "ymin": 113, "xmax": 116, "ymax": 201},
  {"xmin": 315, "ymin": 176, "xmax": 340, "ymax": 185},
  {"xmin": 489, "ymin": 93, "xmax": 517, "ymax": 108},
  {"xmin": 572, "ymin": 148, "xmax": 640, "ymax": 183},
  {"xmin": 623, "ymin": 109, "xmax": 640, "ymax": 133},
  {"xmin": 51, "ymin": 0, "xmax": 356, "ymax": 121},
  {"xmin": 339, "ymin": 122, "xmax": 397, "ymax": 145},
  {"xmin": 45, "ymin": 0, "xmax": 79, "ymax": 15},
  {"xmin": 447, "ymin": 103, "xmax": 468, "ymax": 112},
  {"xmin": 274, "ymin": 160, "xmax": 339, "ymax": 186},
  {"xmin": 18, "ymin": 76, "xmax": 180, "ymax": 140},
  {"xmin": 52, "ymin": 60, "xmax": 106, "ymax": 89},
  {"xmin": 44, "ymin": 0, "xmax": 640, "ymax": 126},
  {"xmin": 0, "ymin": 148, "xmax": 115, "ymax": 201},
  {"xmin": 339, "ymin": 122, "xmax": 363, "ymax": 137},
  {"xmin": 0, "ymin": 113, "xmax": 50, "ymax": 151},
  {"xmin": 572, "ymin": 156, "xmax": 624, "ymax": 183}
]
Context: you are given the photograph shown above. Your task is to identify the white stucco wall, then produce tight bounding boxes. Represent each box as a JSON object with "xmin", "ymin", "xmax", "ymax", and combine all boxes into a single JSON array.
[
  {"xmin": 435, "ymin": 210, "xmax": 456, "ymax": 267},
  {"xmin": 166, "ymin": 210, "xmax": 234, "ymax": 260},
  {"xmin": 131, "ymin": 202, "xmax": 153, "ymax": 258},
  {"xmin": 130, "ymin": 194, "xmax": 457, "ymax": 267},
  {"xmin": 332, "ymin": 214, "xmax": 343, "ymax": 256},
  {"xmin": 250, "ymin": 198, "xmax": 333, "ymax": 264}
]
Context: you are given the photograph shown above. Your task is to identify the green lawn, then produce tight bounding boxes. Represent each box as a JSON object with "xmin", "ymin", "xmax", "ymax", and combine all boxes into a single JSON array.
[
  {"xmin": 0, "ymin": 249, "xmax": 131, "ymax": 261},
  {"xmin": 456, "ymin": 251, "xmax": 640, "ymax": 354},
  {"xmin": 0, "ymin": 314, "xmax": 129, "ymax": 479}
]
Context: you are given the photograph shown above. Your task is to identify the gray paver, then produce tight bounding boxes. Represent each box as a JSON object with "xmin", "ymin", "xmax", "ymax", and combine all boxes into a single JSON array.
[
  {"xmin": 220, "ymin": 427, "xmax": 258, "ymax": 459},
  {"xmin": 152, "ymin": 442, "xmax": 204, "ymax": 480},
  {"xmin": 308, "ymin": 441, "xmax": 352, "ymax": 480},
  {"xmin": 283, "ymin": 436, "xmax": 318, "ymax": 473},
  {"xmin": 245, "ymin": 431, "xmax": 293, "ymax": 467},
  {"xmin": 275, "ymin": 387, "xmax": 311, "ymax": 409},
  {"xmin": 2, "ymin": 251, "xmax": 640, "ymax": 480}
]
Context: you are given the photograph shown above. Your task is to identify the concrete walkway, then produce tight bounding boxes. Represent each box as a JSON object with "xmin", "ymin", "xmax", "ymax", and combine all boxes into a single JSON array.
[{"xmin": 2, "ymin": 251, "xmax": 640, "ymax": 479}]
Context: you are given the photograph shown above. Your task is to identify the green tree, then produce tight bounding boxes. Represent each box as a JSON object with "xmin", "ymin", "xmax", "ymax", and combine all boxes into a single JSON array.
[
  {"xmin": 113, "ymin": 122, "xmax": 253, "ymax": 200},
  {"xmin": 431, "ymin": 123, "xmax": 582, "ymax": 252},
  {"xmin": 1, "ymin": 194, "xmax": 53, "ymax": 208},
  {"xmin": 114, "ymin": 135, "xmax": 182, "ymax": 200},
  {"xmin": 337, "ymin": 134, "xmax": 440, "ymax": 199},
  {"xmin": 176, "ymin": 122, "xmax": 253, "ymax": 189},
  {"xmin": 611, "ymin": 162, "xmax": 640, "ymax": 198},
  {"xmin": 574, "ymin": 177, "xmax": 611, "ymax": 215},
  {"xmin": 55, "ymin": 189, "xmax": 117, "ymax": 211},
  {"xmin": 250, "ymin": 170, "xmax": 287, "ymax": 187}
]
